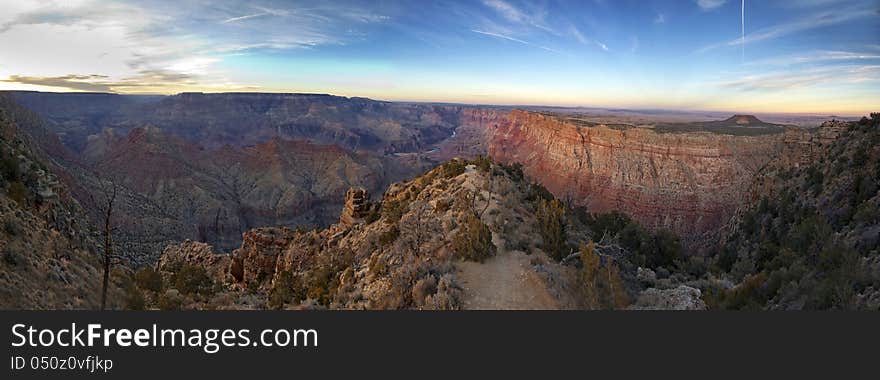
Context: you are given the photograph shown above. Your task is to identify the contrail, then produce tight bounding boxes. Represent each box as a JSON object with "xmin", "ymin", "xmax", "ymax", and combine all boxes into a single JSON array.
[{"xmin": 741, "ymin": 0, "xmax": 745, "ymax": 62}]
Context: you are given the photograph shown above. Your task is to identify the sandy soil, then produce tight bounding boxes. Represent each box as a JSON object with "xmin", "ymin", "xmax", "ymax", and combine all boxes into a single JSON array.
[{"xmin": 457, "ymin": 247, "xmax": 560, "ymax": 310}]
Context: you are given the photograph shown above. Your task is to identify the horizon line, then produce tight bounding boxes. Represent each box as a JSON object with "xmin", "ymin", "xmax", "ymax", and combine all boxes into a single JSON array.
[{"xmin": 0, "ymin": 89, "xmax": 871, "ymax": 118}]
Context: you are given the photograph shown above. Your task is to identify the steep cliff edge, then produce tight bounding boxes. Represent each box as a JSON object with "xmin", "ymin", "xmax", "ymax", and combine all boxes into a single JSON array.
[
  {"xmin": 488, "ymin": 110, "xmax": 786, "ymax": 245},
  {"xmin": 0, "ymin": 94, "xmax": 121, "ymax": 309}
]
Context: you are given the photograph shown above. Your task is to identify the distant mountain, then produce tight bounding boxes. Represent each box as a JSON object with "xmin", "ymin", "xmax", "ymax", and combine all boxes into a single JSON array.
[{"xmin": 707, "ymin": 114, "xmax": 784, "ymax": 129}]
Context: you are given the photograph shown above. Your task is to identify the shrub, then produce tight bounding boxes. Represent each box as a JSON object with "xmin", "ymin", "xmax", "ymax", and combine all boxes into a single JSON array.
[
  {"xmin": 173, "ymin": 265, "xmax": 215, "ymax": 296},
  {"xmin": 434, "ymin": 198, "xmax": 450, "ymax": 213},
  {"xmin": 411, "ymin": 275, "xmax": 438, "ymax": 308},
  {"xmin": 526, "ymin": 182, "xmax": 554, "ymax": 203},
  {"xmin": 368, "ymin": 253, "xmax": 387, "ymax": 276},
  {"xmin": 649, "ymin": 229, "xmax": 682, "ymax": 269},
  {"xmin": 3, "ymin": 218, "xmax": 20, "ymax": 236},
  {"xmin": 7, "ymin": 180, "xmax": 27, "ymax": 205},
  {"xmin": 134, "ymin": 267, "xmax": 163, "ymax": 293},
  {"xmin": 157, "ymin": 290, "xmax": 183, "ymax": 310},
  {"xmin": 378, "ymin": 225, "xmax": 400, "ymax": 246},
  {"xmin": 452, "ymin": 214, "xmax": 496, "ymax": 262},
  {"xmin": 364, "ymin": 206, "xmax": 380, "ymax": 224},
  {"xmin": 442, "ymin": 160, "xmax": 466, "ymax": 178},
  {"xmin": 0, "ymin": 156, "xmax": 20, "ymax": 181},
  {"xmin": 499, "ymin": 162, "xmax": 524, "ymax": 182},
  {"xmin": 123, "ymin": 279, "xmax": 146, "ymax": 310},
  {"xmin": 473, "ymin": 155, "xmax": 492, "ymax": 173},
  {"xmin": 382, "ymin": 199, "xmax": 406, "ymax": 224},
  {"xmin": 268, "ymin": 270, "xmax": 303, "ymax": 310},
  {"xmin": 2, "ymin": 246, "xmax": 25, "ymax": 267},
  {"xmin": 587, "ymin": 211, "xmax": 632, "ymax": 237},
  {"xmin": 580, "ymin": 242, "xmax": 629, "ymax": 310},
  {"xmin": 536, "ymin": 199, "xmax": 566, "ymax": 260}
]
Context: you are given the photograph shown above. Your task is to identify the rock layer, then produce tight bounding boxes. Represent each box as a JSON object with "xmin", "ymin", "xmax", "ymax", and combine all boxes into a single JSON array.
[{"xmin": 488, "ymin": 110, "xmax": 786, "ymax": 242}]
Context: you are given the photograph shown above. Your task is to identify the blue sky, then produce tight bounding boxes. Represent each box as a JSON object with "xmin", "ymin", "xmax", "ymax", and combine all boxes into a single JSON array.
[{"xmin": 0, "ymin": 0, "xmax": 877, "ymax": 114}]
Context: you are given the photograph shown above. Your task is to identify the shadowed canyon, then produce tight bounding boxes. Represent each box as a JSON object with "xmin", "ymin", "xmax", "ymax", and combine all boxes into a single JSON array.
[{"xmin": 1, "ymin": 91, "xmax": 877, "ymax": 310}]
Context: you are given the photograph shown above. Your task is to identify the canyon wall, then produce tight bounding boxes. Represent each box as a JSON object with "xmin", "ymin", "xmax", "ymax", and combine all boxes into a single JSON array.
[{"xmin": 488, "ymin": 110, "xmax": 787, "ymax": 242}]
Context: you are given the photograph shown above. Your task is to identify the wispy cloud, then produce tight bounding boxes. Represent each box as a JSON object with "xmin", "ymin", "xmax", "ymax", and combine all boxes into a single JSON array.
[
  {"xmin": 654, "ymin": 13, "xmax": 666, "ymax": 24},
  {"xmin": 482, "ymin": 0, "xmax": 528, "ymax": 23},
  {"xmin": 222, "ymin": 13, "xmax": 268, "ymax": 24},
  {"xmin": 568, "ymin": 24, "xmax": 608, "ymax": 51},
  {"xmin": 697, "ymin": 6, "xmax": 876, "ymax": 53},
  {"xmin": 713, "ymin": 65, "xmax": 880, "ymax": 92},
  {"xmin": 747, "ymin": 50, "xmax": 880, "ymax": 66},
  {"xmin": 471, "ymin": 29, "xmax": 562, "ymax": 54},
  {"xmin": 0, "ymin": 0, "xmax": 392, "ymax": 93},
  {"xmin": 696, "ymin": 0, "xmax": 727, "ymax": 11}
]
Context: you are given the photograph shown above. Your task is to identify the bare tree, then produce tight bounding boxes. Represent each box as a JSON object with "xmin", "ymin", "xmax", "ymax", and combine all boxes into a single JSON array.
[
  {"xmin": 87, "ymin": 174, "xmax": 123, "ymax": 310},
  {"xmin": 402, "ymin": 201, "xmax": 431, "ymax": 257}
]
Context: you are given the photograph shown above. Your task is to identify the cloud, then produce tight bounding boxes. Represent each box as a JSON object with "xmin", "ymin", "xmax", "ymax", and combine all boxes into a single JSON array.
[
  {"xmin": 696, "ymin": 0, "xmax": 727, "ymax": 11},
  {"xmin": 1, "ymin": 75, "xmax": 116, "ymax": 92},
  {"xmin": 471, "ymin": 29, "xmax": 561, "ymax": 54},
  {"xmin": 748, "ymin": 51, "xmax": 880, "ymax": 66},
  {"xmin": 654, "ymin": 13, "xmax": 666, "ymax": 24},
  {"xmin": 697, "ymin": 6, "xmax": 876, "ymax": 53},
  {"xmin": 713, "ymin": 65, "xmax": 880, "ymax": 92},
  {"xmin": 222, "ymin": 13, "xmax": 269, "ymax": 24},
  {"xmin": 481, "ymin": 0, "xmax": 527, "ymax": 23},
  {"xmin": 0, "ymin": 0, "xmax": 393, "ymax": 93},
  {"xmin": 568, "ymin": 25, "xmax": 608, "ymax": 51}
]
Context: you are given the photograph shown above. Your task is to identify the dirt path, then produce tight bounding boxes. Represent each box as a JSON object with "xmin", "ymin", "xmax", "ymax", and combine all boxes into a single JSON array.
[{"xmin": 457, "ymin": 249, "xmax": 560, "ymax": 310}]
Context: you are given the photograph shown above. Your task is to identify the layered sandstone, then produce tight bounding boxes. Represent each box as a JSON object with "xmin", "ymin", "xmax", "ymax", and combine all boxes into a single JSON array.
[
  {"xmin": 488, "ymin": 110, "xmax": 786, "ymax": 241},
  {"xmin": 779, "ymin": 120, "xmax": 848, "ymax": 168}
]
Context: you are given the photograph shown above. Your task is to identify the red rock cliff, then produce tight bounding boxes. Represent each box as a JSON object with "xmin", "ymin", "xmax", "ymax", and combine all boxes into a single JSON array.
[{"xmin": 488, "ymin": 110, "xmax": 786, "ymax": 241}]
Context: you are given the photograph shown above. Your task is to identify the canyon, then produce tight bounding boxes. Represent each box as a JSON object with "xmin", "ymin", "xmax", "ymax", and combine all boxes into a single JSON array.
[
  {"xmin": 1, "ymin": 91, "xmax": 874, "ymax": 310},
  {"xmin": 487, "ymin": 110, "xmax": 789, "ymax": 245},
  {"xmin": 1, "ymin": 91, "xmax": 828, "ymax": 259}
]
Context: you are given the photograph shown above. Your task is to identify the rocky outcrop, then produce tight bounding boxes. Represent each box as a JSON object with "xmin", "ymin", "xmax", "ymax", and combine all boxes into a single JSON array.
[
  {"xmin": 630, "ymin": 285, "xmax": 708, "ymax": 310},
  {"xmin": 158, "ymin": 240, "xmax": 229, "ymax": 283},
  {"xmin": 340, "ymin": 187, "xmax": 370, "ymax": 226},
  {"xmin": 488, "ymin": 110, "xmax": 785, "ymax": 242},
  {"xmin": 0, "ymin": 94, "xmax": 110, "ymax": 309},
  {"xmin": 229, "ymin": 227, "xmax": 297, "ymax": 286},
  {"xmin": 780, "ymin": 120, "xmax": 848, "ymax": 168}
]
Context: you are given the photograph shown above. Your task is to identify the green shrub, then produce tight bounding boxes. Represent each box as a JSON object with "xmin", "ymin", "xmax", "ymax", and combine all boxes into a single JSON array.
[
  {"xmin": 526, "ymin": 182, "xmax": 554, "ymax": 203},
  {"xmin": 2, "ymin": 246, "xmax": 25, "ymax": 267},
  {"xmin": 378, "ymin": 225, "xmax": 400, "ymax": 246},
  {"xmin": 452, "ymin": 214, "xmax": 496, "ymax": 262},
  {"xmin": 472, "ymin": 155, "xmax": 492, "ymax": 173},
  {"xmin": 499, "ymin": 162, "xmax": 524, "ymax": 182},
  {"xmin": 7, "ymin": 180, "xmax": 27, "ymax": 205},
  {"xmin": 268, "ymin": 270, "xmax": 303, "ymax": 310},
  {"xmin": 134, "ymin": 267, "xmax": 163, "ymax": 293},
  {"xmin": 536, "ymin": 199, "xmax": 566, "ymax": 260},
  {"xmin": 0, "ymin": 156, "xmax": 20, "ymax": 181},
  {"xmin": 580, "ymin": 242, "xmax": 629, "ymax": 310},
  {"xmin": 123, "ymin": 280, "xmax": 146, "ymax": 310},
  {"xmin": 157, "ymin": 291, "xmax": 183, "ymax": 310},
  {"xmin": 442, "ymin": 160, "xmax": 466, "ymax": 178},
  {"xmin": 3, "ymin": 218, "xmax": 20, "ymax": 236},
  {"xmin": 434, "ymin": 198, "xmax": 450, "ymax": 213},
  {"xmin": 364, "ymin": 206, "xmax": 380, "ymax": 224},
  {"xmin": 173, "ymin": 265, "xmax": 214, "ymax": 296},
  {"xmin": 382, "ymin": 199, "xmax": 406, "ymax": 224},
  {"xmin": 368, "ymin": 254, "xmax": 387, "ymax": 275}
]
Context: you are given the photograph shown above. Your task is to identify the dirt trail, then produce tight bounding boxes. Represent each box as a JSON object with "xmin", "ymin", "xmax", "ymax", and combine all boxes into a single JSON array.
[
  {"xmin": 455, "ymin": 165, "xmax": 562, "ymax": 310},
  {"xmin": 457, "ymin": 248, "xmax": 560, "ymax": 310}
]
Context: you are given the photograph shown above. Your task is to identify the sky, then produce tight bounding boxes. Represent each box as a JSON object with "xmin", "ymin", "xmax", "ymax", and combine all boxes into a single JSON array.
[{"xmin": 0, "ymin": 0, "xmax": 877, "ymax": 115}]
